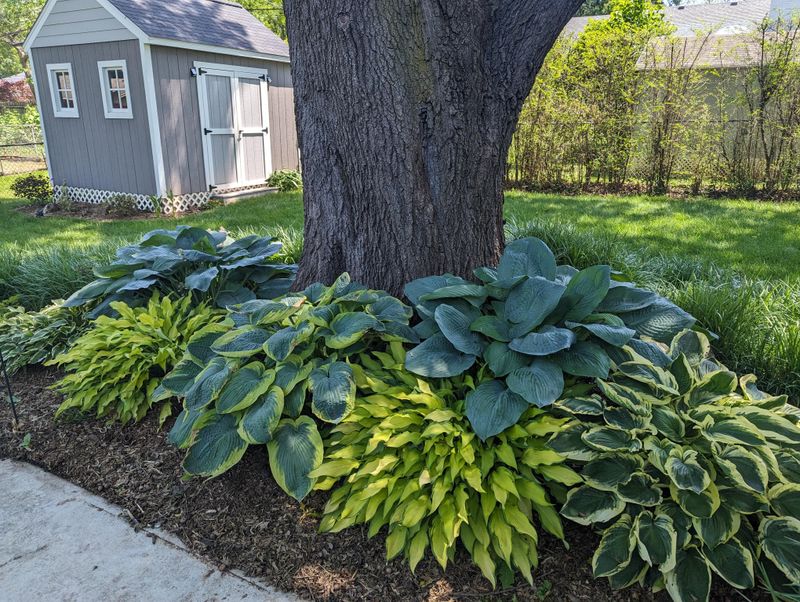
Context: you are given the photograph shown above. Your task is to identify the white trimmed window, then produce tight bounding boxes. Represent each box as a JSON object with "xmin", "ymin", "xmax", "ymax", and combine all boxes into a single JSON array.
[
  {"xmin": 46, "ymin": 63, "xmax": 79, "ymax": 118},
  {"xmin": 98, "ymin": 60, "xmax": 132, "ymax": 119}
]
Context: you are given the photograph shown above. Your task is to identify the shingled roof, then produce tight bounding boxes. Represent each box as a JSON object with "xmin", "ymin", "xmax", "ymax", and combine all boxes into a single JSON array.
[{"xmin": 107, "ymin": 0, "xmax": 289, "ymax": 58}]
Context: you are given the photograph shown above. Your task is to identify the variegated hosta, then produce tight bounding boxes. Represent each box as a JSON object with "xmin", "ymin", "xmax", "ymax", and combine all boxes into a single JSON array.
[
  {"xmin": 314, "ymin": 346, "xmax": 581, "ymax": 587},
  {"xmin": 403, "ymin": 237, "xmax": 697, "ymax": 441},
  {"xmin": 158, "ymin": 273, "xmax": 419, "ymax": 501},
  {"xmin": 551, "ymin": 330, "xmax": 800, "ymax": 602}
]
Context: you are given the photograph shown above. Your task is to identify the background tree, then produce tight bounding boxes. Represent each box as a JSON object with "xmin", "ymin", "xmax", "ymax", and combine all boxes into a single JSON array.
[
  {"xmin": 577, "ymin": 0, "xmax": 611, "ymax": 16},
  {"xmin": 238, "ymin": 0, "xmax": 287, "ymax": 40},
  {"xmin": 284, "ymin": 0, "xmax": 585, "ymax": 294},
  {"xmin": 0, "ymin": 0, "xmax": 43, "ymax": 78}
]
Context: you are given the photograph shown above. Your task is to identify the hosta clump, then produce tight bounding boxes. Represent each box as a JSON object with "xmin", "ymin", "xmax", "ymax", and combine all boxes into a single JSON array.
[
  {"xmin": 64, "ymin": 226, "xmax": 297, "ymax": 317},
  {"xmin": 314, "ymin": 346, "xmax": 581, "ymax": 587},
  {"xmin": 404, "ymin": 237, "xmax": 697, "ymax": 440},
  {"xmin": 551, "ymin": 330, "xmax": 800, "ymax": 602},
  {"xmin": 50, "ymin": 295, "xmax": 222, "ymax": 424},
  {"xmin": 159, "ymin": 273, "xmax": 418, "ymax": 500},
  {"xmin": 0, "ymin": 299, "xmax": 87, "ymax": 375}
]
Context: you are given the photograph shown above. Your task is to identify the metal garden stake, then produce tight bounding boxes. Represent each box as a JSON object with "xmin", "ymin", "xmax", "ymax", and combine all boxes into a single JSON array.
[{"xmin": 0, "ymin": 347, "xmax": 18, "ymax": 425}]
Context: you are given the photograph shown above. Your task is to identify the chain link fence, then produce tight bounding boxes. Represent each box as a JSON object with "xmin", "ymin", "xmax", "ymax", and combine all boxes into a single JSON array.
[{"xmin": 0, "ymin": 124, "xmax": 46, "ymax": 176}]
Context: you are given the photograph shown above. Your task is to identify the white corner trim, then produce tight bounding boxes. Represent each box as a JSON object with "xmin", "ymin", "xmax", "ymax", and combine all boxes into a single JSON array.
[
  {"xmin": 23, "ymin": 0, "xmax": 59, "ymax": 54},
  {"xmin": 45, "ymin": 63, "xmax": 79, "ymax": 119},
  {"xmin": 94, "ymin": 0, "xmax": 148, "ymax": 41},
  {"xmin": 140, "ymin": 43, "xmax": 167, "ymax": 196},
  {"xmin": 155, "ymin": 38, "xmax": 290, "ymax": 64},
  {"xmin": 28, "ymin": 58, "xmax": 54, "ymax": 184},
  {"xmin": 97, "ymin": 59, "xmax": 133, "ymax": 119}
]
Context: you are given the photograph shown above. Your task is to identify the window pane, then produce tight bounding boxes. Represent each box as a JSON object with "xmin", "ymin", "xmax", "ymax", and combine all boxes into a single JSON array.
[
  {"xmin": 111, "ymin": 90, "xmax": 121, "ymax": 109},
  {"xmin": 59, "ymin": 90, "xmax": 70, "ymax": 108},
  {"xmin": 119, "ymin": 90, "xmax": 128, "ymax": 109},
  {"xmin": 66, "ymin": 93, "xmax": 75, "ymax": 109},
  {"xmin": 116, "ymin": 70, "xmax": 126, "ymax": 90}
]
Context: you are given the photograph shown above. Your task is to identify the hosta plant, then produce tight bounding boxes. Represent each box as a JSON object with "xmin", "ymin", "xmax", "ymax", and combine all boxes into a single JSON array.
[
  {"xmin": 314, "ymin": 345, "xmax": 582, "ymax": 587},
  {"xmin": 64, "ymin": 226, "xmax": 297, "ymax": 317},
  {"xmin": 0, "ymin": 299, "xmax": 87, "ymax": 375},
  {"xmin": 49, "ymin": 295, "xmax": 222, "ymax": 424},
  {"xmin": 159, "ymin": 273, "xmax": 419, "ymax": 500},
  {"xmin": 404, "ymin": 237, "xmax": 697, "ymax": 440},
  {"xmin": 551, "ymin": 330, "xmax": 800, "ymax": 602}
]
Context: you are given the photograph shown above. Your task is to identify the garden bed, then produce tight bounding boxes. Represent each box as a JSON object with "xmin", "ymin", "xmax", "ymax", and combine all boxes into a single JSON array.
[
  {"xmin": 15, "ymin": 202, "xmax": 209, "ymax": 222},
  {"xmin": 0, "ymin": 367, "xmax": 762, "ymax": 602}
]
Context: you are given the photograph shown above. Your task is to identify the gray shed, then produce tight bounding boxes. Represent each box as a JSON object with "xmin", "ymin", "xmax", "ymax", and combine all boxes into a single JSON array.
[{"xmin": 24, "ymin": 0, "xmax": 298, "ymax": 211}]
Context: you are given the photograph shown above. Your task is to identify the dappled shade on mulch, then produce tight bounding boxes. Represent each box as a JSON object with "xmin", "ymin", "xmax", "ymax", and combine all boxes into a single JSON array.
[{"xmin": 0, "ymin": 367, "xmax": 756, "ymax": 602}]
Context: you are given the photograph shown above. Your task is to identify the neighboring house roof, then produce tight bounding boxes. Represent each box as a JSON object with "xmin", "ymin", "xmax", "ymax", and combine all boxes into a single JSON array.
[
  {"xmin": 0, "ymin": 73, "xmax": 34, "ymax": 105},
  {"xmin": 106, "ymin": 0, "xmax": 289, "ymax": 58}
]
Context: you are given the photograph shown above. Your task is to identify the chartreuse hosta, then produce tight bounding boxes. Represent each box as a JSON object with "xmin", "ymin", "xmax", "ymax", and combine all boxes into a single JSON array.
[
  {"xmin": 157, "ymin": 273, "xmax": 419, "ymax": 500},
  {"xmin": 550, "ymin": 330, "xmax": 800, "ymax": 602},
  {"xmin": 313, "ymin": 344, "xmax": 582, "ymax": 587},
  {"xmin": 403, "ymin": 237, "xmax": 698, "ymax": 441}
]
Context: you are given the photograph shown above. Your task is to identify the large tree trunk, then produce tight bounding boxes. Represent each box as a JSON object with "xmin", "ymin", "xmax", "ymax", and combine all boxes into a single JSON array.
[{"xmin": 285, "ymin": 1, "xmax": 583, "ymax": 295}]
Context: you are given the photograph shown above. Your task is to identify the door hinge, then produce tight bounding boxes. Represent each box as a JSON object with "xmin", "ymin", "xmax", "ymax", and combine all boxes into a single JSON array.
[
  {"xmin": 204, "ymin": 128, "xmax": 213, "ymax": 135},
  {"xmin": 260, "ymin": 73, "xmax": 271, "ymax": 83},
  {"xmin": 263, "ymin": 127, "xmax": 269, "ymax": 134},
  {"xmin": 191, "ymin": 67, "xmax": 207, "ymax": 77},
  {"xmin": 209, "ymin": 185, "xmax": 218, "ymax": 192}
]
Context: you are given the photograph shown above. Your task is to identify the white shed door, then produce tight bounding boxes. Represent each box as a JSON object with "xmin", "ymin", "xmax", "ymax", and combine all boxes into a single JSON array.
[{"xmin": 197, "ymin": 65, "xmax": 272, "ymax": 190}]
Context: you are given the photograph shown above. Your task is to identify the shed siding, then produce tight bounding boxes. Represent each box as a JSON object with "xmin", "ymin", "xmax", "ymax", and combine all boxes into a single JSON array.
[
  {"xmin": 32, "ymin": 0, "xmax": 136, "ymax": 48},
  {"xmin": 150, "ymin": 46, "xmax": 298, "ymax": 195},
  {"xmin": 32, "ymin": 41, "xmax": 157, "ymax": 195}
]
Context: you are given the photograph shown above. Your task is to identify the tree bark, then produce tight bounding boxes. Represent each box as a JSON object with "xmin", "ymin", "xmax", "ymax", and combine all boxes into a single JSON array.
[{"xmin": 284, "ymin": 0, "xmax": 584, "ymax": 295}]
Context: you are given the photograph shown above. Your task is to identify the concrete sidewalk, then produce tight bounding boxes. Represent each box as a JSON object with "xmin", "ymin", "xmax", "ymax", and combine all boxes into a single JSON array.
[{"xmin": 0, "ymin": 460, "xmax": 298, "ymax": 602}]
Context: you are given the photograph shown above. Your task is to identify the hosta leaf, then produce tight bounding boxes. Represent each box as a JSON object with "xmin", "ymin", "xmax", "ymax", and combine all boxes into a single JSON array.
[
  {"xmin": 621, "ymin": 299, "xmax": 696, "ymax": 344},
  {"xmin": 405, "ymin": 333, "xmax": 476, "ymax": 378},
  {"xmin": 716, "ymin": 446, "xmax": 768, "ymax": 494},
  {"xmin": 598, "ymin": 285, "xmax": 658, "ymax": 313},
  {"xmin": 561, "ymin": 486, "xmax": 625, "ymax": 526},
  {"xmin": 265, "ymin": 323, "xmax": 314, "ymax": 362},
  {"xmin": 484, "ymin": 341, "xmax": 529, "ymax": 377},
  {"xmin": 506, "ymin": 360, "xmax": 564, "ymax": 408},
  {"xmin": 238, "ymin": 387, "xmax": 284, "ymax": 445},
  {"xmin": 665, "ymin": 449, "xmax": 711, "ymax": 494},
  {"xmin": 168, "ymin": 406, "xmax": 204, "ymax": 449},
  {"xmin": 497, "ymin": 238, "xmax": 557, "ymax": 281},
  {"xmin": 627, "ymin": 338, "xmax": 673, "ymax": 368},
  {"xmin": 185, "ymin": 357, "xmax": 231, "ymax": 410},
  {"xmin": 769, "ymin": 484, "xmax": 800, "ymax": 519},
  {"xmin": 215, "ymin": 283, "xmax": 256, "ymax": 307},
  {"xmin": 606, "ymin": 554, "xmax": 648, "ymax": 590},
  {"xmin": 583, "ymin": 455, "xmax": 640, "ymax": 489},
  {"xmin": 435, "ymin": 304, "xmax": 484, "ymax": 355},
  {"xmin": 568, "ymin": 322, "xmax": 636, "ymax": 347},
  {"xmin": 732, "ymin": 406, "xmax": 800, "ymax": 446},
  {"xmin": 186, "ymin": 327, "xmax": 227, "ymax": 364},
  {"xmin": 635, "ymin": 512, "xmax": 677, "ymax": 571},
  {"xmin": 597, "ymin": 381, "xmax": 651, "ymax": 417},
  {"xmin": 420, "ymin": 283, "xmax": 487, "ymax": 305},
  {"xmin": 556, "ymin": 396, "xmax": 605, "ymax": 416},
  {"xmin": 161, "ymin": 359, "xmax": 204, "ymax": 397},
  {"xmin": 582, "ymin": 426, "xmax": 641, "ymax": 452},
  {"xmin": 776, "ymin": 450, "xmax": 800, "ymax": 482},
  {"xmin": 702, "ymin": 539, "xmax": 754, "ymax": 590},
  {"xmin": 504, "ymin": 276, "xmax": 565, "ymax": 328},
  {"xmin": 664, "ymin": 548, "xmax": 711, "ymax": 602},
  {"xmin": 671, "ymin": 482, "xmax": 720, "ymax": 519},
  {"xmin": 216, "ymin": 363, "xmax": 274, "ymax": 414},
  {"xmin": 211, "ymin": 327, "xmax": 270, "ymax": 358},
  {"xmin": 669, "ymin": 330, "xmax": 711, "ymax": 365},
  {"xmin": 183, "ymin": 413, "xmax": 248, "ymax": 477},
  {"xmin": 617, "ymin": 361, "xmax": 679, "ymax": 395},
  {"xmin": 693, "ymin": 506, "xmax": 739, "ymax": 549},
  {"xmin": 326, "ymin": 312, "xmax": 380, "ymax": 349},
  {"xmin": 617, "ymin": 473, "xmax": 662, "ymax": 506},
  {"xmin": 554, "ymin": 341, "xmax": 612, "ymax": 379},
  {"xmin": 553, "ymin": 265, "xmax": 611, "ymax": 323},
  {"xmin": 470, "ymin": 315, "xmax": 511, "ymax": 342},
  {"xmin": 185, "ymin": 266, "xmax": 219, "ymax": 292},
  {"xmin": 548, "ymin": 423, "xmax": 595, "ymax": 461},
  {"xmin": 603, "ymin": 406, "xmax": 650, "ymax": 431},
  {"xmin": 702, "ymin": 417, "xmax": 766, "ymax": 448},
  {"xmin": 592, "ymin": 515, "xmax": 635, "ymax": 577},
  {"xmin": 721, "ymin": 487, "xmax": 768, "ymax": 514},
  {"xmin": 268, "ymin": 417, "xmax": 324, "ymax": 501},
  {"xmin": 760, "ymin": 517, "xmax": 800, "ymax": 584},
  {"xmin": 650, "ymin": 406, "xmax": 685, "ymax": 441},
  {"xmin": 310, "ymin": 362, "xmax": 356, "ymax": 424},
  {"xmin": 509, "ymin": 326, "xmax": 576, "ymax": 357},
  {"xmin": 465, "ymin": 380, "xmax": 528, "ymax": 441}
]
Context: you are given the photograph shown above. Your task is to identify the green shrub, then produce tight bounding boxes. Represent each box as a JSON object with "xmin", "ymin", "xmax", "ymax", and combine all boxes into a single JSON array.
[
  {"xmin": 0, "ymin": 299, "xmax": 87, "ymax": 375},
  {"xmin": 11, "ymin": 174, "xmax": 52, "ymax": 206},
  {"xmin": 315, "ymin": 346, "xmax": 581, "ymax": 587},
  {"xmin": 403, "ymin": 237, "xmax": 697, "ymax": 439},
  {"xmin": 64, "ymin": 226, "xmax": 297, "ymax": 317},
  {"xmin": 159, "ymin": 273, "xmax": 418, "ymax": 500},
  {"xmin": 104, "ymin": 194, "xmax": 141, "ymax": 217},
  {"xmin": 552, "ymin": 330, "xmax": 800, "ymax": 601},
  {"xmin": 267, "ymin": 170, "xmax": 302, "ymax": 192},
  {"xmin": 49, "ymin": 295, "xmax": 223, "ymax": 424}
]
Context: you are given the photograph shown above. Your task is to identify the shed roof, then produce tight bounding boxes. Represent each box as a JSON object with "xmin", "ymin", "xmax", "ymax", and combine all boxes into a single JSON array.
[{"xmin": 107, "ymin": 0, "xmax": 289, "ymax": 58}]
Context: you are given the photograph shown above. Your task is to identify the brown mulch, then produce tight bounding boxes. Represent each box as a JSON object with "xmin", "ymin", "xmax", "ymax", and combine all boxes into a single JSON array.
[
  {"xmin": 0, "ymin": 367, "xmax": 760, "ymax": 602},
  {"xmin": 15, "ymin": 203, "xmax": 208, "ymax": 222}
]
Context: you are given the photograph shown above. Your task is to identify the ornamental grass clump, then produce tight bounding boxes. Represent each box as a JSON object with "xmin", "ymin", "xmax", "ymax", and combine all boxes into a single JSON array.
[
  {"xmin": 403, "ymin": 237, "xmax": 697, "ymax": 440},
  {"xmin": 63, "ymin": 226, "xmax": 297, "ymax": 317},
  {"xmin": 159, "ymin": 273, "xmax": 419, "ymax": 500},
  {"xmin": 551, "ymin": 330, "xmax": 800, "ymax": 602},
  {"xmin": 314, "ymin": 345, "xmax": 582, "ymax": 587},
  {"xmin": 50, "ymin": 294, "xmax": 222, "ymax": 424}
]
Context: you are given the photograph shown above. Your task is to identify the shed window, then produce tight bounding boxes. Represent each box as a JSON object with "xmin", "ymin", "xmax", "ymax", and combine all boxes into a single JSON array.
[
  {"xmin": 98, "ymin": 60, "xmax": 132, "ymax": 119},
  {"xmin": 46, "ymin": 63, "xmax": 78, "ymax": 118}
]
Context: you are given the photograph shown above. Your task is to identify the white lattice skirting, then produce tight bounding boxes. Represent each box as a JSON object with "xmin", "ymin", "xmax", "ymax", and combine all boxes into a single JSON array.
[{"xmin": 52, "ymin": 187, "xmax": 212, "ymax": 213}]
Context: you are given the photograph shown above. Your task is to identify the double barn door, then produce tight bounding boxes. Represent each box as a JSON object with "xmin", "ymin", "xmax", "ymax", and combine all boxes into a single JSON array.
[{"xmin": 197, "ymin": 63, "xmax": 272, "ymax": 190}]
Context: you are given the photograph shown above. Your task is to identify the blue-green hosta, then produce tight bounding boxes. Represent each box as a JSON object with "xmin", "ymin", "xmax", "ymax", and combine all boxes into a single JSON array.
[
  {"xmin": 64, "ymin": 226, "xmax": 297, "ymax": 317},
  {"xmin": 403, "ymin": 237, "xmax": 697, "ymax": 441},
  {"xmin": 551, "ymin": 330, "xmax": 800, "ymax": 602},
  {"xmin": 158, "ymin": 273, "xmax": 419, "ymax": 500},
  {"xmin": 314, "ymin": 345, "xmax": 580, "ymax": 587}
]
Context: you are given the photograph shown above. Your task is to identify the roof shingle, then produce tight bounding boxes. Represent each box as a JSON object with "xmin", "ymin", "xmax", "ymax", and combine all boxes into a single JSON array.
[{"xmin": 108, "ymin": 0, "xmax": 289, "ymax": 58}]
